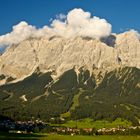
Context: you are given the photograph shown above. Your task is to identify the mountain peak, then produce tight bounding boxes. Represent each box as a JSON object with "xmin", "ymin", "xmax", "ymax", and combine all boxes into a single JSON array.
[{"xmin": 0, "ymin": 31, "xmax": 140, "ymax": 82}]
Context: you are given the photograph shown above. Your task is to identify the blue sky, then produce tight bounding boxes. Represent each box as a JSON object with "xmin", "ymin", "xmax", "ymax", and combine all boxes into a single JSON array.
[{"xmin": 0, "ymin": 0, "xmax": 140, "ymax": 35}]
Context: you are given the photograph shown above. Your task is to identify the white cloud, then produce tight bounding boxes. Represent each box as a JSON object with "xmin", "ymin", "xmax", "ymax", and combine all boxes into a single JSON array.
[
  {"xmin": 0, "ymin": 8, "xmax": 112, "ymax": 46},
  {"xmin": 0, "ymin": 21, "xmax": 36, "ymax": 45},
  {"xmin": 56, "ymin": 13, "xmax": 66, "ymax": 20},
  {"xmin": 0, "ymin": 21, "xmax": 52, "ymax": 46},
  {"xmin": 51, "ymin": 8, "xmax": 112, "ymax": 39}
]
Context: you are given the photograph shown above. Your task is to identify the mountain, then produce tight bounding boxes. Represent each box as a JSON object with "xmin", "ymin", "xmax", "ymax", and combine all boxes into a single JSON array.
[{"xmin": 0, "ymin": 30, "xmax": 140, "ymax": 125}]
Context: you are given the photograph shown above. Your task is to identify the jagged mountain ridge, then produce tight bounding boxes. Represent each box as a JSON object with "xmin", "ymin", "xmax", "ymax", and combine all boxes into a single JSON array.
[{"xmin": 0, "ymin": 30, "xmax": 140, "ymax": 82}]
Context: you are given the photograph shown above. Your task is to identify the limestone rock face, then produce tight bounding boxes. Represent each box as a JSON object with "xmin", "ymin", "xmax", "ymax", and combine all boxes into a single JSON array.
[
  {"xmin": 116, "ymin": 31, "xmax": 140, "ymax": 68},
  {"xmin": 0, "ymin": 31, "xmax": 140, "ymax": 80}
]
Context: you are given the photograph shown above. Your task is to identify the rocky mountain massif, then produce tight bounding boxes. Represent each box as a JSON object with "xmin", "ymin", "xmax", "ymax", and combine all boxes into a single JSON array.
[{"xmin": 0, "ymin": 30, "xmax": 140, "ymax": 125}]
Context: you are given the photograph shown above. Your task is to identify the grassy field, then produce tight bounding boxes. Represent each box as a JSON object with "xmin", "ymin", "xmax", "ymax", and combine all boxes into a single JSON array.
[
  {"xmin": 41, "ymin": 135, "xmax": 140, "ymax": 140},
  {"xmin": 1, "ymin": 133, "xmax": 140, "ymax": 140},
  {"xmin": 62, "ymin": 118, "xmax": 131, "ymax": 129},
  {"xmin": 49, "ymin": 118, "xmax": 132, "ymax": 129},
  {"xmin": 0, "ymin": 134, "xmax": 140, "ymax": 140}
]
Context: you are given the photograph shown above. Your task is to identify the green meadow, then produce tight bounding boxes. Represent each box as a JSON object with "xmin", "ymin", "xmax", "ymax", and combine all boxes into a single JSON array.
[
  {"xmin": 49, "ymin": 118, "xmax": 131, "ymax": 129},
  {"xmin": 1, "ymin": 133, "xmax": 140, "ymax": 140},
  {"xmin": 42, "ymin": 135, "xmax": 140, "ymax": 140}
]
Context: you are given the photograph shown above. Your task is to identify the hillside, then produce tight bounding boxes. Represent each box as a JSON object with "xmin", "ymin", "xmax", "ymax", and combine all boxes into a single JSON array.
[{"xmin": 0, "ymin": 67, "xmax": 139, "ymax": 125}]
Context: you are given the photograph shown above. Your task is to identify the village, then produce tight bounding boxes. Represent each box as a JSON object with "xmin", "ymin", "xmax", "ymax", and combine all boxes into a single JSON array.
[{"xmin": 0, "ymin": 118, "xmax": 140, "ymax": 136}]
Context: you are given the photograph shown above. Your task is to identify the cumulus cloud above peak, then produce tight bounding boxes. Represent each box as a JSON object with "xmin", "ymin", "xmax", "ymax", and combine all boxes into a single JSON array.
[
  {"xmin": 0, "ymin": 8, "xmax": 112, "ymax": 46},
  {"xmin": 51, "ymin": 8, "xmax": 112, "ymax": 39}
]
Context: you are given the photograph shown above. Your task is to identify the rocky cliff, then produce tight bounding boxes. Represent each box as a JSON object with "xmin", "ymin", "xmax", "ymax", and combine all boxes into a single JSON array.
[{"xmin": 0, "ymin": 30, "xmax": 140, "ymax": 84}]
